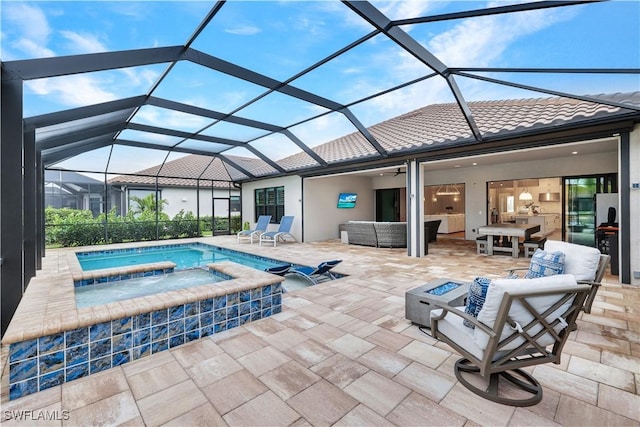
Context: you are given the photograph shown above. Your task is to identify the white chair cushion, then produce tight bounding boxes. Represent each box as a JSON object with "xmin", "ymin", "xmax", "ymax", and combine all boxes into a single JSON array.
[
  {"xmin": 431, "ymin": 307, "xmax": 485, "ymax": 361},
  {"xmin": 473, "ymin": 274, "xmax": 578, "ymax": 351},
  {"xmin": 544, "ymin": 240, "xmax": 601, "ymax": 281}
]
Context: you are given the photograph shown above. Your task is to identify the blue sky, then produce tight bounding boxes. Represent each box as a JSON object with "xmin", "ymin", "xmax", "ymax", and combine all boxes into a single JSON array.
[{"xmin": 1, "ymin": 1, "xmax": 639, "ymax": 174}]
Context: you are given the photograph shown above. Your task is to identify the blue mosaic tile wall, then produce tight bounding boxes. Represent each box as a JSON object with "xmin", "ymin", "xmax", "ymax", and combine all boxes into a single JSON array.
[
  {"xmin": 73, "ymin": 267, "xmax": 176, "ymax": 287},
  {"xmin": 8, "ymin": 281, "xmax": 282, "ymax": 400}
]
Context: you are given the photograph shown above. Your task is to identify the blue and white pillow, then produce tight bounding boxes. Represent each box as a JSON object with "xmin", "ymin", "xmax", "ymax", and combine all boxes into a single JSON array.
[
  {"xmin": 463, "ymin": 276, "xmax": 492, "ymax": 328},
  {"xmin": 525, "ymin": 249, "xmax": 566, "ymax": 279}
]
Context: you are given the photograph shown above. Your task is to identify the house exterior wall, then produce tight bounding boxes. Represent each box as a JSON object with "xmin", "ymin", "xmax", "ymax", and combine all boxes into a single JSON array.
[
  {"xmin": 299, "ymin": 148, "xmax": 619, "ymax": 244},
  {"xmin": 241, "ymin": 132, "xmax": 638, "ymax": 284},
  {"xmin": 303, "ymin": 175, "xmax": 375, "ymax": 242},
  {"xmin": 124, "ymin": 187, "xmax": 239, "ymax": 217},
  {"xmin": 241, "ymin": 176, "xmax": 303, "ymax": 240},
  {"xmin": 421, "ymin": 150, "xmax": 618, "ymax": 242}
]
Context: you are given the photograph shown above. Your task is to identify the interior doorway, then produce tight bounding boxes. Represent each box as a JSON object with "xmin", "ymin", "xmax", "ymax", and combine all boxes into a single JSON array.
[
  {"xmin": 375, "ymin": 188, "xmax": 402, "ymax": 222},
  {"xmin": 424, "ymin": 183, "xmax": 466, "ymax": 238}
]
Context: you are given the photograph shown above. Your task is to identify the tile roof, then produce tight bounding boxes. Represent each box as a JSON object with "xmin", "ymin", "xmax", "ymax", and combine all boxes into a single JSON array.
[
  {"xmin": 108, "ymin": 155, "xmax": 259, "ymax": 187},
  {"xmin": 113, "ymin": 92, "xmax": 639, "ymax": 185}
]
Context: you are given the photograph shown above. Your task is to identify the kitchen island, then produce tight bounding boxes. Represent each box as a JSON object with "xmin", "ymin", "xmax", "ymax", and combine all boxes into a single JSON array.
[{"xmin": 514, "ymin": 213, "xmax": 560, "ymax": 237}]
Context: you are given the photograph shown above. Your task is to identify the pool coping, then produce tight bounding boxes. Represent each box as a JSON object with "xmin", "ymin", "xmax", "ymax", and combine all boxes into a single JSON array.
[{"xmin": 1, "ymin": 239, "xmax": 285, "ymax": 346}]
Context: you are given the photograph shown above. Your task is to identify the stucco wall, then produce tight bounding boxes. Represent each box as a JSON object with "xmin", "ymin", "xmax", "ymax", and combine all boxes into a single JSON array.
[
  {"xmin": 241, "ymin": 176, "xmax": 303, "ymax": 241},
  {"xmin": 148, "ymin": 188, "xmax": 238, "ymax": 218},
  {"xmin": 303, "ymin": 175, "xmax": 375, "ymax": 242}
]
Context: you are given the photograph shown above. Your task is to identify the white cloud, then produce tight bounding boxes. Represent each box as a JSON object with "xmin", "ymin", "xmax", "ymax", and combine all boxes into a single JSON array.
[
  {"xmin": 371, "ymin": 0, "xmax": 434, "ymax": 21},
  {"xmin": 59, "ymin": 30, "xmax": 108, "ymax": 54},
  {"xmin": 4, "ymin": 3, "xmax": 51, "ymax": 44},
  {"xmin": 224, "ymin": 25, "xmax": 262, "ymax": 36},
  {"xmin": 343, "ymin": 67, "xmax": 363, "ymax": 75},
  {"xmin": 118, "ymin": 67, "xmax": 161, "ymax": 89},
  {"xmin": 290, "ymin": 112, "xmax": 356, "ymax": 149},
  {"xmin": 26, "ymin": 75, "xmax": 117, "ymax": 107},
  {"xmin": 3, "ymin": 3, "xmax": 53, "ymax": 58},
  {"xmin": 134, "ymin": 107, "xmax": 209, "ymax": 131},
  {"xmin": 339, "ymin": 2, "xmax": 579, "ymax": 126},
  {"xmin": 427, "ymin": 4, "xmax": 575, "ymax": 68},
  {"xmin": 12, "ymin": 38, "xmax": 55, "ymax": 59}
]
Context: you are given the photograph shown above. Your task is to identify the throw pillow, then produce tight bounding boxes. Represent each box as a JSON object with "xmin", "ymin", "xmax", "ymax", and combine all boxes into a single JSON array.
[
  {"xmin": 525, "ymin": 249, "xmax": 566, "ymax": 279},
  {"xmin": 463, "ymin": 276, "xmax": 492, "ymax": 328}
]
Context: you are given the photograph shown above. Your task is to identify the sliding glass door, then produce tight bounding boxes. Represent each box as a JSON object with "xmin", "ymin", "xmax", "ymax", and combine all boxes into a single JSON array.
[{"xmin": 563, "ymin": 174, "xmax": 617, "ymax": 246}]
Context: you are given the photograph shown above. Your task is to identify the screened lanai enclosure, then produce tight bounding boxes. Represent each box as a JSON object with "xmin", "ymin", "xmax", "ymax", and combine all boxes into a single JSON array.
[{"xmin": 2, "ymin": 1, "xmax": 640, "ymax": 333}]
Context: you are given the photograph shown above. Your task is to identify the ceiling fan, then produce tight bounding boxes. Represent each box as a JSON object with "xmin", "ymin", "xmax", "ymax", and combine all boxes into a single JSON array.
[{"xmin": 380, "ymin": 168, "xmax": 406, "ymax": 176}]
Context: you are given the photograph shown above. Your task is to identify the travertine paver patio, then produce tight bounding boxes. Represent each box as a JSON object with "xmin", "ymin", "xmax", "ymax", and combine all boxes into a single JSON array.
[{"xmin": 1, "ymin": 236, "xmax": 638, "ymax": 426}]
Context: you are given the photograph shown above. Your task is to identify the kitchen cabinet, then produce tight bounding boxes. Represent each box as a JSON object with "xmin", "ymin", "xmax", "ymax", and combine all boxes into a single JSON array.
[{"xmin": 424, "ymin": 214, "xmax": 465, "ymax": 233}]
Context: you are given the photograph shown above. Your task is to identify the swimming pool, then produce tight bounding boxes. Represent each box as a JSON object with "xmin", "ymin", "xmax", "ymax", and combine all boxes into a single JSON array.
[
  {"xmin": 77, "ymin": 242, "xmax": 293, "ymax": 272},
  {"xmin": 74, "ymin": 242, "xmax": 316, "ymax": 299}
]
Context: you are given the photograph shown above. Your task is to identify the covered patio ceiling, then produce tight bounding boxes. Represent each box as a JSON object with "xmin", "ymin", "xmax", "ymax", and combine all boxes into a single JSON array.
[{"xmin": 3, "ymin": 1, "xmax": 640, "ymax": 183}]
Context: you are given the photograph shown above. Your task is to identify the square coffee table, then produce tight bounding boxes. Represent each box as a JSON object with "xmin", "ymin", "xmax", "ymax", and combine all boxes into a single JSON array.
[{"xmin": 405, "ymin": 279, "xmax": 470, "ymax": 328}]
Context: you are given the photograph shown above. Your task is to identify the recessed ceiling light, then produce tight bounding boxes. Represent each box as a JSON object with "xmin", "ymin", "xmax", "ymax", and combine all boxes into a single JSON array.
[
  {"xmin": 472, "ymin": 162, "xmax": 477, "ymax": 166},
  {"xmin": 454, "ymin": 165, "xmax": 461, "ymax": 168},
  {"xmin": 571, "ymin": 151, "xmax": 578, "ymax": 155}
]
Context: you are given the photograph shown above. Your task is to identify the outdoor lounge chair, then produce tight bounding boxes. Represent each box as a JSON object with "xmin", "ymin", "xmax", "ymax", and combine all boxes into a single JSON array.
[
  {"xmin": 431, "ymin": 274, "xmax": 590, "ymax": 406},
  {"xmin": 237, "ymin": 215, "xmax": 271, "ymax": 243},
  {"xmin": 259, "ymin": 216, "xmax": 297, "ymax": 247},
  {"xmin": 288, "ymin": 259, "xmax": 342, "ymax": 285},
  {"xmin": 506, "ymin": 240, "xmax": 610, "ymax": 314},
  {"xmin": 264, "ymin": 264, "xmax": 291, "ymax": 276}
]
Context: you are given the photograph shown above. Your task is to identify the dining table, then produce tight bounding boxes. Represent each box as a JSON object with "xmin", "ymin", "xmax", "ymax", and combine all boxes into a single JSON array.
[{"xmin": 478, "ymin": 223, "xmax": 541, "ymax": 257}]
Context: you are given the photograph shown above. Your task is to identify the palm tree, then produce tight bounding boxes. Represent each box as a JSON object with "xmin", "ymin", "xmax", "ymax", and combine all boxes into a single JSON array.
[{"xmin": 129, "ymin": 194, "xmax": 168, "ymax": 216}]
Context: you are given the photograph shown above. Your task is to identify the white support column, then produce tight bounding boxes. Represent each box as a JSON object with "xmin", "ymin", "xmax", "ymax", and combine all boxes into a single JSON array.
[{"xmin": 406, "ymin": 159, "xmax": 425, "ymax": 257}]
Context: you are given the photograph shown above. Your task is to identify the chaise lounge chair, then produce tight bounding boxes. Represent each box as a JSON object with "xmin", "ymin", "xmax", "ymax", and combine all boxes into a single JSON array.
[
  {"xmin": 237, "ymin": 215, "xmax": 271, "ymax": 244},
  {"xmin": 288, "ymin": 259, "xmax": 342, "ymax": 285},
  {"xmin": 259, "ymin": 216, "xmax": 296, "ymax": 247},
  {"xmin": 264, "ymin": 264, "xmax": 291, "ymax": 276}
]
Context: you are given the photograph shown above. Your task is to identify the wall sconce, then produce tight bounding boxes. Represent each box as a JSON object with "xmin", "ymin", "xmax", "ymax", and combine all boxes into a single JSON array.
[{"xmin": 181, "ymin": 197, "xmax": 187, "ymax": 202}]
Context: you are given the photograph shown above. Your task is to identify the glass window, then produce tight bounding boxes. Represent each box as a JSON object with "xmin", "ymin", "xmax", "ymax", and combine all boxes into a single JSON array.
[{"xmin": 255, "ymin": 186, "xmax": 284, "ymax": 223}]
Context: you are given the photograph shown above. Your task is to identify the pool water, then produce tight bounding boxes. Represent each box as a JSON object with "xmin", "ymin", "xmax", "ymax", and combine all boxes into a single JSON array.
[
  {"xmin": 75, "ymin": 243, "xmax": 315, "ymax": 304},
  {"xmin": 77, "ymin": 243, "xmax": 287, "ymax": 272},
  {"xmin": 75, "ymin": 268, "xmax": 224, "ymax": 308}
]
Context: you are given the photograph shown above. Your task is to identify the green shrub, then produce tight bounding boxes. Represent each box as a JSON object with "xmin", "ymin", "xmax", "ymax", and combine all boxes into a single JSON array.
[{"xmin": 44, "ymin": 207, "xmax": 227, "ymax": 247}]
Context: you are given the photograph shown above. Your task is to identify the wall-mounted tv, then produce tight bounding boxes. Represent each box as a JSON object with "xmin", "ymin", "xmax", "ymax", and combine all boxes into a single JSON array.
[{"xmin": 337, "ymin": 192, "xmax": 357, "ymax": 208}]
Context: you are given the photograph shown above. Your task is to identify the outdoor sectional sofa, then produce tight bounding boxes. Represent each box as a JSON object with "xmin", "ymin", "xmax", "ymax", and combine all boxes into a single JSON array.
[
  {"xmin": 342, "ymin": 220, "xmax": 442, "ymax": 248},
  {"xmin": 343, "ymin": 221, "xmax": 407, "ymax": 248}
]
